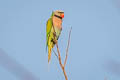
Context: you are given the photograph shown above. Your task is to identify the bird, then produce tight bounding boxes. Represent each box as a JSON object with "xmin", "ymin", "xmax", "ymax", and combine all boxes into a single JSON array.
[{"xmin": 46, "ymin": 10, "xmax": 64, "ymax": 63}]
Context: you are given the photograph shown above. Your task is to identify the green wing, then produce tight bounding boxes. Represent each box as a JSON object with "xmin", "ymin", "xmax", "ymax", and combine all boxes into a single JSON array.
[{"xmin": 46, "ymin": 18, "xmax": 52, "ymax": 48}]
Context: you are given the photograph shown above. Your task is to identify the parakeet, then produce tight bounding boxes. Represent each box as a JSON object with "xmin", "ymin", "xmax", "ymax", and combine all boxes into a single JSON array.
[{"xmin": 46, "ymin": 10, "xmax": 64, "ymax": 63}]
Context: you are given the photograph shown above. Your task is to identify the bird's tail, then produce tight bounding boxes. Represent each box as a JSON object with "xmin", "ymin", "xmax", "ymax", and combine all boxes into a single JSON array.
[{"xmin": 48, "ymin": 47, "xmax": 52, "ymax": 63}]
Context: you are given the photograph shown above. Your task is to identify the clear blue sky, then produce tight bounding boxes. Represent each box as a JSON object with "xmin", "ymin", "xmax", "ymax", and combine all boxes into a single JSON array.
[{"xmin": 0, "ymin": 0, "xmax": 120, "ymax": 80}]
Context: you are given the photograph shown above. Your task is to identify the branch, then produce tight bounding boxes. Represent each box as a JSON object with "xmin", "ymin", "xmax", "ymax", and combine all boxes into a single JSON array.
[
  {"xmin": 54, "ymin": 28, "xmax": 72, "ymax": 80},
  {"xmin": 52, "ymin": 19, "xmax": 72, "ymax": 80},
  {"xmin": 52, "ymin": 49, "xmax": 58, "ymax": 59},
  {"xmin": 64, "ymin": 27, "xmax": 72, "ymax": 67},
  {"xmin": 55, "ymin": 40, "xmax": 68, "ymax": 80}
]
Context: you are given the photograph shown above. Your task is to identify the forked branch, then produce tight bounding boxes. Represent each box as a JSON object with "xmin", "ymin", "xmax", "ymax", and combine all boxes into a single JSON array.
[
  {"xmin": 55, "ymin": 39, "xmax": 68, "ymax": 80},
  {"xmin": 52, "ymin": 25, "xmax": 72, "ymax": 80},
  {"xmin": 64, "ymin": 27, "xmax": 72, "ymax": 67}
]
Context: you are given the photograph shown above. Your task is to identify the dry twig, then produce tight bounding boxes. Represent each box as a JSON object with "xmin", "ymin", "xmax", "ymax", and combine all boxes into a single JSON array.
[
  {"xmin": 52, "ymin": 18, "xmax": 72, "ymax": 80},
  {"xmin": 52, "ymin": 49, "xmax": 58, "ymax": 59},
  {"xmin": 53, "ymin": 29, "xmax": 72, "ymax": 80},
  {"xmin": 55, "ymin": 40, "xmax": 68, "ymax": 80},
  {"xmin": 64, "ymin": 27, "xmax": 72, "ymax": 67}
]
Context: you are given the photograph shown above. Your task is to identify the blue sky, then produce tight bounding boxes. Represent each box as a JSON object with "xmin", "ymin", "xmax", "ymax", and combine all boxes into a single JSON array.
[{"xmin": 0, "ymin": 0, "xmax": 120, "ymax": 80}]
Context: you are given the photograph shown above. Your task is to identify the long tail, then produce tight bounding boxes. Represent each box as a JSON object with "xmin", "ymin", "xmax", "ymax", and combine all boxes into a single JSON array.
[{"xmin": 48, "ymin": 47, "xmax": 52, "ymax": 63}]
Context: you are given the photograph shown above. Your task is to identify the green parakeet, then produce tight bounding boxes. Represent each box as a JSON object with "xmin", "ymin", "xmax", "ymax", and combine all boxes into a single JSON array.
[{"xmin": 46, "ymin": 10, "xmax": 64, "ymax": 63}]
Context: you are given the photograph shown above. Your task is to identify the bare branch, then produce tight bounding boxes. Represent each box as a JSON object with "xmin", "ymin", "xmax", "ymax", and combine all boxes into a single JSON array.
[
  {"xmin": 64, "ymin": 27, "xmax": 72, "ymax": 67},
  {"xmin": 52, "ymin": 49, "xmax": 58, "ymax": 59},
  {"xmin": 52, "ymin": 18, "xmax": 71, "ymax": 80},
  {"xmin": 55, "ymin": 41, "xmax": 68, "ymax": 80}
]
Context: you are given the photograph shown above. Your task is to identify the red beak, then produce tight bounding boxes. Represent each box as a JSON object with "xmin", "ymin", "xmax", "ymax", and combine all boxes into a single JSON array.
[{"xmin": 61, "ymin": 14, "xmax": 64, "ymax": 18}]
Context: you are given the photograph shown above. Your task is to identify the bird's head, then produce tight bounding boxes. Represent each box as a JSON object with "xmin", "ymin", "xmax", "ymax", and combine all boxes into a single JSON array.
[{"xmin": 52, "ymin": 10, "xmax": 64, "ymax": 19}]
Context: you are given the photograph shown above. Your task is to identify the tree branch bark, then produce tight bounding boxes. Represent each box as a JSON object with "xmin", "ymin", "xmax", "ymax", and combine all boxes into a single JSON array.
[
  {"xmin": 52, "ymin": 19, "xmax": 72, "ymax": 80},
  {"xmin": 55, "ymin": 40, "xmax": 68, "ymax": 80},
  {"xmin": 54, "ymin": 27, "xmax": 72, "ymax": 80},
  {"xmin": 64, "ymin": 27, "xmax": 72, "ymax": 67}
]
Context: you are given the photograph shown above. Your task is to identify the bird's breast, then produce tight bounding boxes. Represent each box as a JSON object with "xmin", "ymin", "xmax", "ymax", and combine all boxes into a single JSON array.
[{"xmin": 53, "ymin": 16, "xmax": 62, "ymax": 29}]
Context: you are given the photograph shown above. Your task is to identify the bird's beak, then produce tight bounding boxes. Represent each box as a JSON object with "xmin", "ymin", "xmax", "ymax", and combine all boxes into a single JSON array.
[{"xmin": 61, "ymin": 14, "xmax": 64, "ymax": 18}]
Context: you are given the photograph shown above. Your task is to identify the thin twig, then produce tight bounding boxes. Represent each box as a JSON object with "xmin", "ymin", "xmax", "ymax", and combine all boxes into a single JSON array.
[
  {"xmin": 64, "ymin": 27, "xmax": 72, "ymax": 67},
  {"xmin": 55, "ymin": 41, "xmax": 68, "ymax": 80},
  {"xmin": 52, "ymin": 18, "xmax": 71, "ymax": 80},
  {"xmin": 52, "ymin": 49, "xmax": 58, "ymax": 59}
]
